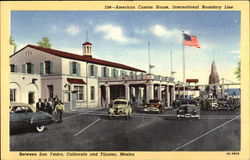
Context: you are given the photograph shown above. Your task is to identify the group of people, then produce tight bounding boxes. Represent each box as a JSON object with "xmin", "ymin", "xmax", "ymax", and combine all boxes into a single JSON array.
[{"xmin": 35, "ymin": 96, "xmax": 64, "ymax": 123}]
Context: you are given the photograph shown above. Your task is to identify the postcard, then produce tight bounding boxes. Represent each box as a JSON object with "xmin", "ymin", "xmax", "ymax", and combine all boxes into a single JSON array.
[{"xmin": 0, "ymin": 1, "xmax": 249, "ymax": 160}]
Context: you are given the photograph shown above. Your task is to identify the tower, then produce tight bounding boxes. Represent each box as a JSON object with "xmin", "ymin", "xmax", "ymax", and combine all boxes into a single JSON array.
[
  {"xmin": 209, "ymin": 60, "xmax": 219, "ymax": 84},
  {"xmin": 82, "ymin": 41, "xmax": 92, "ymax": 57}
]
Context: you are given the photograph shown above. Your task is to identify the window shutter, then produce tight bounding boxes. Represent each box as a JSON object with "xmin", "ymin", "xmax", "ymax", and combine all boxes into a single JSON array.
[
  {"xmin": 94, "ymin": 66, "xmax": 98, "ymax": 78},
  {"xmin": 31, "ymin": 64, "xmax": 34, "ymax": 74},
  {"xmin": 88, "ymin": 64, "xmax": 92, "ymax": 77},
  {"xmin": 116, "ymin": 70, "xmax": 119, "ymax": 78},
  {"xmin": 40, "ymin": 62, "xmax": 44, "ymax": 75},
  {"xmin": 69, "ymin": 61, "xmax": 72, "ymax": 75},
  {"xmin": 77, "ymin": 63, "xmax": 81, "ymax": 76},
  {"xmin": 106, "ymin": 68, "xmax": 110, "ymax": 78},
  {"xmin": 101, "ymin": 67, "xmax": 104, "ymax": 77},
  {"xmin": 14, "ymin": 65, "xmax": 18, "ymax": 72},
  {"xmin": 111, "ymin": 69, "xmax": 114, "ymax": 78},
  {"xmin": 50, "ymin": 61, "xmax": 54, "ymax": 74},
  {"xmin": 22, "ymin": 64, "xmax": 26, "ymax": 73}
]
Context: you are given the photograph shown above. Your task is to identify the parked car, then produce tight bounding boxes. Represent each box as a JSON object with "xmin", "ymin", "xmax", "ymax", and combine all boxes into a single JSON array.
[
  {"xmin": 10, "ymin": 103, "xmax": 54, "ymax": 133},
  {"xmin": 108, "ymin": 99, "xmax": 132, "ymax": 119},
  {"xmin": 144, "ymin": 99, "xmax": 164, "ymax": 113},
  {"xmin": 176, "ymin": 104, "xmax": 200, "ymax": 120}
]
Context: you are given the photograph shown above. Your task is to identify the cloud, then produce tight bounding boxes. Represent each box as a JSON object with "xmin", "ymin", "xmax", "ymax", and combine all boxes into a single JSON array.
[
  {"xmin": 95, "ymin": 24, "xmax": 140, "ymax": 44},
  {"xmin": 66, "ymin": 25, "xmax": 82, "ymax": 36},
  {"xmin": 150, "ymin": 24, "xmax": 181, "ymax": 43}
]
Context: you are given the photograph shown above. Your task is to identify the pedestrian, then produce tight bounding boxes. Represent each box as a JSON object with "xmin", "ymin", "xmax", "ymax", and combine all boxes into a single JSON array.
[
  {"xmin": 55, "ymin": 100, "xmax": 64, "ymax": 123},
  {"xmin": 36, "ymin": 98, "xmax": 44, "ymax": 112},
  {"xmin": 53, "ymin": 95, "xmax": 59, "ymax": 107},
  {"xmin": 43, "ymin": 98, "xmax": 50, "ymax": 113},
  {"xmin": 48, "ymin": 98, "xmax": 54, "ymax": 114}
]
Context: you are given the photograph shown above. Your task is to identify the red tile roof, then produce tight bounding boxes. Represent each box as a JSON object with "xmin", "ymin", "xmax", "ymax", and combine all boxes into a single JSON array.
[
  {"xmin": 67, "ymin": 78, "xmax": 86, "ymax": 84},
  {"xmin": 12, "ymin": 44, "xmax": 146, "ymax": 73},
  {"xmin": 82, "ymin": 42, "xmax": 92, "ymax": 45}
]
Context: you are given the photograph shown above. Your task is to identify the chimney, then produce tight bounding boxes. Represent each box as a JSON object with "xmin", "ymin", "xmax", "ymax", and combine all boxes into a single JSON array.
[{"xmin": 82, "ymin": 41, "xmax": 92, "ymax": 57}]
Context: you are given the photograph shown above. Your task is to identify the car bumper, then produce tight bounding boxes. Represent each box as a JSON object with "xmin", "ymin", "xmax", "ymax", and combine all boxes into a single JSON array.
[
  {"xmin": 144, "ymin": 107, "xmax": 160, "ymax": 112},
  {"xmin": 177, "ymin": 114, "xmax": 200, "ymax": 118}
]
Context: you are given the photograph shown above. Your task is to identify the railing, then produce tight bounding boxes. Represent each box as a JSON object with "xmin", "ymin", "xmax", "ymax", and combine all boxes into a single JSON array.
[{"xmin": 98, "ymin": 74, "xmax": 175, "ymax": 83}]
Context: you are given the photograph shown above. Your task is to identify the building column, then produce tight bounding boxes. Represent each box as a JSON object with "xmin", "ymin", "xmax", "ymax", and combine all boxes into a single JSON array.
[
  {"xmin": 135, "ymin": 87, "xmax": 140, "ymax": 99},
  {"xmin": 98, "ymin": 85, "xmax": 102, "ymax": 107},
  {"xmin": 157, "ymin": 84, "xmax": 162, "ymax": 101},
  {"xmin": 166, "ymin": 85, "xmax": 170, "ymax": 107},
  {"xmin": 146, "ymin": 83, "xmax": 154, "ymax": 103},
  {"xmin": 125, "ymin": 84, "xmax": 130, "ymax": 102},
  {"xmin": 105, "ymin": 84, "xmax": 110, "ymax": 107},
  {"xmin": 170, "ymin": 85, "xmax": 175, "ymax": 105}
]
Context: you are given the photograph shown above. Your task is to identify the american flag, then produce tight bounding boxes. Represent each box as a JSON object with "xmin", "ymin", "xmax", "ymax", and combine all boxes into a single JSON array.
[{"xmin": 183, "ymin": 33, "xmax": 201, "ymax": 48}]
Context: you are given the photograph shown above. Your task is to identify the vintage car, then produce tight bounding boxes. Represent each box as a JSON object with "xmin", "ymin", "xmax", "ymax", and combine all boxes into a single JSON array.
[
  {"xmin": 144, "ymin": 99, "xmax": 164, "ymax": 113},
  {"xmin": 108, "ymin": 99, "xmax": 132, "ymax": 119},
  {"xmin": 213, "ymin": 99, "xmax": 237, "ymax": 111},
  {"xmin": 10, "ymin": 103, "xmax": 54, "ymax": 133},
  {"xmin": 176, "ymin": 104, "xmax": 200, "ymax": 120}
]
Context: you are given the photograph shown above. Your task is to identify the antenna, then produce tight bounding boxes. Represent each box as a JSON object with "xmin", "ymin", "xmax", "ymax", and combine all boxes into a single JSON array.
[{"xmin": 86, "ymin": 30, "xmax": 89, "ymax": 42}]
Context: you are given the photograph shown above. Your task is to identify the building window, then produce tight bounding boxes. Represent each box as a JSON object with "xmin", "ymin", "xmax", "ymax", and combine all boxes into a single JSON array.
[
  {"xmin": 91, "ymin": 86, "xmax": 95, "ymax": 100},
  {"xmin": 90, "ymin": 65, "xmax": 95, "ymax": 77},
  {"xmin": 70, "ymin": 61, "xmax": 80, "ymax": 75},
  {"xmin": 10, "ymin": 64, "xmax": 17, "ymax": 72},
  {"xmin": 120, "ymin": 70, "xmax": 125, "ymax": 78},
  {"xmin": 112, "ymin": 69, "xmax": 117, "ymax": 78},
  {"xmin": 47, "ymin": 85, "xmax": 54, "ymax": 99},
  {"xmin": 72, "ymin": 62, "xmax": 77, "ymax": 74},
  {"xmin": 103, "ymin": 67, "xmax": 107, "ymax": 77},
  {"xmin": 10, "ymin": 89, "xmax": 16, "ymax": 102},
  {"xmin": 45, "ymin": 61, "xmax": 51, "ymax": 74},
  {"xmin": 102, "ymin": 67, "xmax": 109, "ymax": 78},
  {"xmin": 27, "ymin": 63, "xmax": 32, "ymax": 74},
  {"xmin": 74, "ymin": 86, "xmax": 84, "ymax": 100},
  {"xmin": 130, "ymin": 71, "xmax": 134, "ymax": 79}
]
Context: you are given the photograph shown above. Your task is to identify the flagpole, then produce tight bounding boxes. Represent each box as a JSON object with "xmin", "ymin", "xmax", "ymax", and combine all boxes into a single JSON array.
[
  {"xmin": 170, "ymin": 51, "xmax": 173, "ymax": 77},
  {"xmin": 182, "ymin": 31, "xmax": 186, "ymax": 98},
  {"xmin": 148, "ymin": 41, "xmax": 151, "ymax": 74}
]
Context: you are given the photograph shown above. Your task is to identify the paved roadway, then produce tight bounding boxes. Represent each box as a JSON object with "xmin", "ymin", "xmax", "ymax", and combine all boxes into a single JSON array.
[{"xmin": 10, "ymin": 108, "xmax": 240, "ymax": 151}]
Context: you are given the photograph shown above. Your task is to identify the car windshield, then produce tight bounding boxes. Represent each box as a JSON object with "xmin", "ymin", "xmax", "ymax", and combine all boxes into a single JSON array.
[
  {"xmin": 187, "ymin": 106, "xmax": 198, "ymax": 112},
  {"xmin": 11, "ymin": 106, "xmax": 33, "ymax": 114},
  {"xmin": 114, "ymin": 101, "xmax": 127, "ymax": 105},
  {"xmin": 149, "ymin": 100, "xmax": 160, "ymax": 104}
]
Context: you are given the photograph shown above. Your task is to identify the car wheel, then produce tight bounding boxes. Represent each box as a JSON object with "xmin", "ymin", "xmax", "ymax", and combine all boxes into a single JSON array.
[{"xmin": 36, "ymin": 125, "xmax": 45, "ymax": 132}]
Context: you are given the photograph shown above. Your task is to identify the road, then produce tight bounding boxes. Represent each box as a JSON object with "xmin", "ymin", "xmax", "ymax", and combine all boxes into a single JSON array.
[{"xmin": 10, "ymin": 108, "xmax": 240, "ymax": 151}]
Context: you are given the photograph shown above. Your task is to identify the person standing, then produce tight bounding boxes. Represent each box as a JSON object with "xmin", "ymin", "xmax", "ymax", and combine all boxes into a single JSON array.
[
  {"xmin": 36, "ymin": 98, "xmax": 44, "ymax": 112},
  {"xmin": 55, "ymin": 100, "xmax": 64, "ymax": 123},
  {"xmin": 48, "ymin": 98, "xmax": 54, "ymax": 114},
  {"xmin": 43, "ymin": 98, "xmax": 50, "ymax": 113}
]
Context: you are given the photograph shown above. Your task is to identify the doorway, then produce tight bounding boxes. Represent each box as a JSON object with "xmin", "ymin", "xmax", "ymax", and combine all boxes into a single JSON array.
[{"xmin": 28, "ymin": 92, "xmax": 35, "ymax": 104}]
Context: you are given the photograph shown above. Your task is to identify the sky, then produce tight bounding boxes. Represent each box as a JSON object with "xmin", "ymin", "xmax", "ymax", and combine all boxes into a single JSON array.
[{"xmin": 11, "ymin": 11, "xmax": 240, "ymax": 84}]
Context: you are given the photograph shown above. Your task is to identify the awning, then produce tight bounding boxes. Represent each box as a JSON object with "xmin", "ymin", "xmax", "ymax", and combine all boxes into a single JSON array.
[{"xmin": 67, "ymin": 78, "xmax": 86, "ymax": 84}]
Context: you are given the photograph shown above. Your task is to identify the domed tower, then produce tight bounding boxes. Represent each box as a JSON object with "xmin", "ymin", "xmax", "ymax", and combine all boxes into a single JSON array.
[
  {"xmin": 209, "ymin": 60, "xmax": 219, "ymax": 84},
  {"xmin": 82, "ymin": 41, "xmax": 92, "ymax": 57}
]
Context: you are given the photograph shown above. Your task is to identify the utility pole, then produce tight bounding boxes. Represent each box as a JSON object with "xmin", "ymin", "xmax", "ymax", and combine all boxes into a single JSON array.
[
  {"xmin": 182, "ymin": 31, "xmax": 186, "ymax": 98},
  {"xmin": 148, "ymin": 41, "xmax": 151, "ymax": 74}
]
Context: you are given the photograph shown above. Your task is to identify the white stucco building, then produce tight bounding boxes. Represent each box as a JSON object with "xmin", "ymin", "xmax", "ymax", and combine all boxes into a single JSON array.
[{"xmin": 10, "ymin": 41, "xmax": 176, "ymax": 111}]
